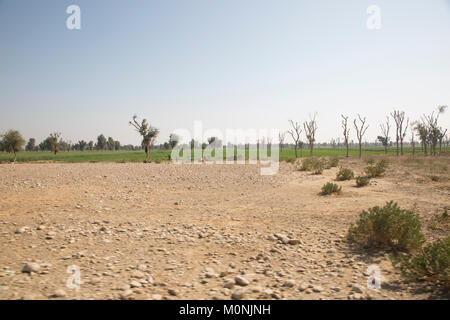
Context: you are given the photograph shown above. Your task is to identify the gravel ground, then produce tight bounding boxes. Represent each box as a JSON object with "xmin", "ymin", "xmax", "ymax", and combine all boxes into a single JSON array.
[{"xmin": 0, "ymin": 158, "xmax": 448, "ymax": 300}]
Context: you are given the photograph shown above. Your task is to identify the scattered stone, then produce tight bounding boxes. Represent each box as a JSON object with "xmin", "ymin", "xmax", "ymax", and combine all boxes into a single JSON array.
[
  {"xmin": 53, "ymin": 289, "xmax": 66, "ymax": 298},
  {"xmin": 351, "ymin": 284, "xmax": 365, "ymax": 294},
  {"xmin": 22, "ymin": 263, "xmax": 40, "ymax": 273},
  {"xmin": 283, "ymin": 279, "xmax": 296, "ymax": 288},
  {"xmin": 168, "ymin": 289, "xmax": 179, "ymax": 296},
  {"xmin": 312, "ymin": 286, "xmax": 323, "ymax": 293},
  {"xmin": 224, "ymin": 279, "xmax": 235, "ymax": 289},
  {"xmin": 234, "ymin": 275, "xmax": 250, "ymax": 286},
  {"xmin": 231, "ymin": 288, "xmax": 245, "ymax": 300}
]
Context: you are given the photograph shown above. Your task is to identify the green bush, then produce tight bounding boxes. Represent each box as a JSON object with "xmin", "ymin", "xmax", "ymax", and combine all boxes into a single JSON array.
[
  {"xmin": 348, "ymin": 201, "xmax": 425, "ymax": 251},
  {"xmin": 392, "ymin": 237, "xmax": 450, "ymax": 290},
  {"xmin": 364, "ymin": 160, "xmax": 388, "ymax": 178},
  {"xmin": 336, "ymin": 168, "xmax": 354, "ymax": 181},
  {"xmin": 355, "ymin": 176, "xmax": 370, "ymax": 187},
  {"xmin": 328, "ymin": 157, "xmax": 339, "ymax": 168},
  {"xmin": 300, "ymin": 157, "xmax": 325, "ymax": 174},
  {"xmin": 320, "ymin": 182, "xmax": 342, "ymax": 195}
]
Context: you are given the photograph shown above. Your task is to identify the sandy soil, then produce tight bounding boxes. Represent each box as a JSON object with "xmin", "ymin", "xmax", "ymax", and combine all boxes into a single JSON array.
[{"xmin": 0, "ymin": 156, "xmax": 449, "ymax": 300}]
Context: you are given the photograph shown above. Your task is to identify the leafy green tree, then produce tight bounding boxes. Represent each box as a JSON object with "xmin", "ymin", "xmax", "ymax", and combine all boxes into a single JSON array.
[
  {"xmin": 39, "ymin": 137, "xmax": 52, "ymax": 151},
  {"xmin": 96, "ymin": 134, "xmax": 107, "ymax": 150},
  {"xmin": 78, "ymin": 140, "xmax": 87, "ymax": 151},
  {"xmin": 114, "ymin": 140, "xmax": 120, "ymax": 151},
  {"xmin": 25, "ymin": 138, "xmax": 36, "ymax": 151},
  {"xmin": 169, "ymin": 134, "xmax": 180, "ymax": 149},
  {"xmin": 106, "ymin": 137, "xmax": 115, "ymax": 150},
  {"xmin": 88, "ymin": 141, "xmax": 94, "ymax": 151},
  {"xmin": 0, "ymin": 130, "xmax": 25, "ymax": 162},
  {"xmin": 129, "ymin": 115, "xmax": 159, "ymax": 162}
]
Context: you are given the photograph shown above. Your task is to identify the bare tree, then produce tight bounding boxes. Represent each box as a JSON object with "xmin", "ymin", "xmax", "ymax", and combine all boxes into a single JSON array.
[
  {"xmin": 303, "ymin": 113, "xmax": 318, "ymax": 157},
  {"xmin": 341, "ymin": 115, "xmax": 350, "ymax": 157},
  {"xmin": 330, "ymin": 138, "xmax": 336, "ymax": 150},
  {"xmin": 353, "ymin": 114, "xmax": 369, "ymax": 159},
  {"xmin": 391, "ymin": 110, "xmax": 409, "ymax": 156},
  {"xmin": 278, "ymin": 131, "xmax": 286, "ymax": 152},
  {"xmin": 129, "ymin": 115, "xmax": 159, "ymax": 162},
  {"xmin": 410, "ymin": 126, "xmax": 415, "ymax": 156},
  {"xmin": 438, "ymin": 128, "xmax": 447, "ymax": 154},
  {"xmin": 378, "ymin": 117, "xmax": 390, "ymax": 155},
  {"xmin": 423, "ymin": 106, "xmax": 447, "ymax": 156},
  {"xmin": 288, "ymin": 120, "xmax": 302, "ymax": 158}
]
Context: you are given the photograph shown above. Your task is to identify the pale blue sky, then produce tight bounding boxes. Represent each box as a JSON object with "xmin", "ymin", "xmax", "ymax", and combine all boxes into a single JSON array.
[{"xmin": 0, "ymin": 0, "xmax": 449, "ymax": 145}]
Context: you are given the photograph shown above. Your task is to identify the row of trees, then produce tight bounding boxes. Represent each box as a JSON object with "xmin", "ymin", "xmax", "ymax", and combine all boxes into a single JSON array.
[
  {"xmin": 1, "ymin": 108, "xmax": 448, "ymax": 162},
  {"xmin": 22, "ymin": 133, "xmax": 124, "ymax": 153},
  {"xmin": 284, "ymin": 106, "xmax": 448, "ymax": 159}
]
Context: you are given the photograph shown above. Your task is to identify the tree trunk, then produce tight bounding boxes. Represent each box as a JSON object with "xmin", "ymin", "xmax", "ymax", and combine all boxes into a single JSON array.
[
  {"xmin": 384, "ymin": 145, "xmax": 387, "ymax": 155},
  {"xmin": 294, "ymin": 145, "xmax": 298, "ymax": 158},
  {"xmin": 145, "ymin": 144, "xmax": 150, "ymax": 162},
  {"xmin": 396, "ymin": 139, "xmax": 399, "ymax": 156},
  {"xmin": 13, "ymin": 150, "xmax": 17, "ymax": 163},
  {"xmin": 346, "ymin": 142, "xmax": 349, "ymax": 158},
  {"xmin": 309, "ymin": 143, "xmax": 313, "ymax": 157},
  {"xmin": 359, "ymin": 142, "xmax": 362, "ymax": 158}
]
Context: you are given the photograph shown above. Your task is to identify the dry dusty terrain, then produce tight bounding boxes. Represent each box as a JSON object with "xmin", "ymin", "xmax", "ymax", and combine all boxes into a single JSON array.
[{"xmin": 0, "ymin": 156, "xmax": 449, "ymax": 300}]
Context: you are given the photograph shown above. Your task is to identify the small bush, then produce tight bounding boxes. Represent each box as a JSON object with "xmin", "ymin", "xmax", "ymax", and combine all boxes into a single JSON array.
[
  {"xmin": 430, "ymin": 175, "xmax": 440, "ymax": 182},
  {"xmin": 320, "ymin": 182, "xmax": 342, "ymax": 195},
  {"xmin": 364, "ymin": 160, "xmax": 388, "ymax": 178},
  {"xmin": 392, "ymin": 237, "xmax": 450, "ymax": 290},
  {"xmin": 300, "ymin": 157, "xmax": 325, "ymax": 174},
  {"xmin": 348, "ymin": 201, "xmax": 425, "ymax": 252},
  {"xmin": 336, "ymin": 168, "xmax": 354, "ymax": 181},
  {"xmin": 328, "ymin": 157, "xmax": 339, "ymax": 168},
  {"xmin": 299, "ymin": 157, "xmax": 317, "ymax": 171},
  {"xmin": 285, "ymin": 157, "xmax": 296, "ymax": 164},
  {"xmin": 355, "ymin": 176, "xmax": 370, "ymax": 187},
  {"xmin": 428, "ymin": 210, "xmax": 450, "ymax": 232}
]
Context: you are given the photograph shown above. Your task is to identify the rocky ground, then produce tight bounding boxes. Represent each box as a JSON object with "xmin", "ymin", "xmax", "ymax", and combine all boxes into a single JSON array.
[{"xmin": 0, "ymin": 156, "xmax": 449, "ymax": 300}]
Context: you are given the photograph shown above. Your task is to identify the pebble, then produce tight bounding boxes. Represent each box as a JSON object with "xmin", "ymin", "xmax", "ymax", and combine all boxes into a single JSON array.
[
  {"xmin": 22, "ymin": 263, "xmax": 40, "ymax": 273},
  {"xmin": 231, "ymin": 289, "xmax": 245, "ymax": 300},
  {"xmin": 234, "ymin": 275, "xmax": 250, "ymax": 286}
]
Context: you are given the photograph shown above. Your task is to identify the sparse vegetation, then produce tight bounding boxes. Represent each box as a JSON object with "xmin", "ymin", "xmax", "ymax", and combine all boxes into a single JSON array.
[
  {"xmin": 328, "ymin": 157, "xmax": 339, "ymax": 167},
  {"xmin": 336, "ymin": 168, "xmax": 354, "ymax": 181},
  {"xmin": 320, "ymin": 182, "xmax": 342, "ymax": 195},
  {"xmin": 355, "ymin": 176, "xmax": 370, "ymax": 187},
  {"xmin": 299, "ymin": 157, "xmax": 325, "ymax": 174},
  {"xmin": 392, "ymin": 237, "xmax": 450, "ymax": 291},
  {"xmin": 364, "ymin": 159, "xmax": 388, "ymax": 178},
  {"xmin": 428, "ymin": 210, "xmax": 450, "ymax": 232},
  {"xmin": 348, "ymin": 201, "xmax": 425, "ymax": 252}
]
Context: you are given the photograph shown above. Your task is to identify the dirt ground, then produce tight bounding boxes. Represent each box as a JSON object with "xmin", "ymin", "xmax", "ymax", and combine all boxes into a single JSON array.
[{"xmin": 0, "ymin": 156, "xmax": 449, "ymax": 300}]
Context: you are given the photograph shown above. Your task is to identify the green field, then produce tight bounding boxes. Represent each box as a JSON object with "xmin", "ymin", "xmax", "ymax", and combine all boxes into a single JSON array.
[{"xmin": 0, "ymin": 146, "xmax": 433, "ymax": 163}]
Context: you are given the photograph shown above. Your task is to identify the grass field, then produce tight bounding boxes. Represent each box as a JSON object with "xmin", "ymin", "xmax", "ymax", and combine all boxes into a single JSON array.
[{"xmin": 0, "ymin": 146, "xmax": 440, "ymax": 163}]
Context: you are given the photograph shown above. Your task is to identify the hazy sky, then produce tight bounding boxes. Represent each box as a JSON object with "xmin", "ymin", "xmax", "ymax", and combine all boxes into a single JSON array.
[{"xmin": 0, "ymin": 0, "xmax": 449, "ymax": 145}]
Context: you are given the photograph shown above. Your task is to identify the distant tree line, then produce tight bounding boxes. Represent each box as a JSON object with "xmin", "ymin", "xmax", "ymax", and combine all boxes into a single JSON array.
[{"xmin": 1, "ymin": 107, "xmax": 449, "ymax": 162}]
